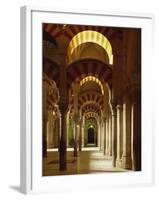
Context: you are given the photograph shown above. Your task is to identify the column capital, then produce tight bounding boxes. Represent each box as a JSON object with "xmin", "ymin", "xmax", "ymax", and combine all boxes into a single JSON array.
[{"xmin": 116, "ymin": 104, "xmax": 123, "ymax": 110}]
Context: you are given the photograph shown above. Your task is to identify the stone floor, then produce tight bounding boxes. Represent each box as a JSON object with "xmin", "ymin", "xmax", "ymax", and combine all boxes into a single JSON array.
[{"xmin": 43, "ymin": 148, "xmax": 128, "ymax": 176}]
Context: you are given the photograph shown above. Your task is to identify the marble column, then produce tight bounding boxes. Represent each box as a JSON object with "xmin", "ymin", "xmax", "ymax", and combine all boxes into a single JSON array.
[
  {"xmin": 72, "ymin": 83, "xmax": 80, "ymax": 156},
  {"xmin": 79, "ymin": 120, "xmax": 82, "ymax": 151},
  {"xmin": 121, "ymin": 97, "xmax": 132, "ymax": 170},
  {"xmin": 81, "ymin": 116, "xmax": 85, "ymax": 148},
  {"xmin": 56, "ymin": 117, "xmax": 60, "ymax": 150},
  {"xmin": 58, "ymin": 52, "xmax": 68, "ymax": 170},
  {"xmin": 59, "ymin": 101, "xmax": 68, "ymax": 170},
  {"xmin": 116, "ymin": 105, "xmax": 123, "ymax": 167},
  {"xmin": 106, "ymin": 117, "xmax": 109, "ymax": 156},
  {"xmin": 100, "ymin": 119, "xmax": 103, "ymax": 151},
  {"xmin": 103, "ymin": 117, "xmax": 106, "ymax": 155},
  {"xmin": 97, "ymin": 120, "xmax": 101, "ymax": 148},
  {"xmin": 66, "ymin": 111, "xmax": 70, "ymax": 148},
  {"xmin": 112, "ymin": 107, "xmax": 117, "ymax": 167},
  {"xmin": 73, "ymin": 114, "xmax": 79, "ymax": 156},
  {"xmin": 108, "ymin": 116, "xmax": 112, "ymax": 156},
  {"xmin": 131, "ymin": 90, "xmax": 141, "ymax": 171},
  {"xmin": 42, "ymin": 114, "xmax": 48, "ymax": 157},
  {"xmin": 42, "ymin": 77, "xmax": 48, "ymax": 157}
]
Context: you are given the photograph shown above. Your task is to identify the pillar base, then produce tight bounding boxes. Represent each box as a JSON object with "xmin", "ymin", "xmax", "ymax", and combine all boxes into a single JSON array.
[
  {"xmin": 108, "ymin": 151, "xmax": 112, "ymax": 157},
  {"xmin": 59, "ymin": 164, "xmax": 67, "ymax": 170},
  {"xmin": 74, "ymin": 145, "xmax": 78, "ymax": 157},
  {"xmin": 112, "ymin": 156, "xmax": 117, "ymax": 167},
  {"xmin": 59, "ymin": 150, "xmax": 67, "ymax": 170},
  {"xmin": 74, "ymin": 151, "xmax": 78, "ymax": 157},
  {"xmin": 121, "ymin": 155, "xmax": 132, "ymax": 170},
  {"xmin": 116, "ymin": 159, "xmax": 122, "ymax": 168}
]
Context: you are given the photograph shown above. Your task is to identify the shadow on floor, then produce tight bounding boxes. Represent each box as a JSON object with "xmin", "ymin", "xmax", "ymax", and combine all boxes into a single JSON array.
[{"xmin": 9, "ymin": 185, "xmax": 21, "ymax": 193}]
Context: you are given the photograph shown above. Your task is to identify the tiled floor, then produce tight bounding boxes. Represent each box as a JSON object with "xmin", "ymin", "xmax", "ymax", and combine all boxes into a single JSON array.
[{"xmin": 43, "ymin": 148, "xmax": 128, "ymax": 176}]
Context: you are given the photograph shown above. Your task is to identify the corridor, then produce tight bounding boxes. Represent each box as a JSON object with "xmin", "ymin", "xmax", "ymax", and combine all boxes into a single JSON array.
[
  {"xmin": 43, "ymin": 148, "xmax": 128, "ymax": 176},
  {"xmin": 42, "ymin": 23, "xmax": 141, "ymax": 176}
]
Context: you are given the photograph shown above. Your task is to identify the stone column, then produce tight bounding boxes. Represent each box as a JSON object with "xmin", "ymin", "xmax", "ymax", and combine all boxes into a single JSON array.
[
  {"xmin": 79, "ymin": 120, "xmax": 82, "ymax": 151},
  {"xmin": 73, "ymin": 114, "xmax": 79, "ymax": 156},
  {"xmin": 97, "ymin": 120, "xmax": 101, "ymax": 148},
  {"xmin": 81, "ymin": 117, "xmax": 85, "ymax": 148},
  {"xmin": 43, "ymin": 113, "xmax": 48, "ymax": 157},
  {"xmin": 103, "ymin": 117, "xmax": 106, "ymax": 155},
  {"xmin": 106, "ymin": 117, "xmax": 109, "ymax": 156},
  {"xmin": 56, "ymin": 116, "xmax": 60, "ymax": 150},
  {"xmin": 108, "ymin": 116, "xmax": 112, "ymax": 156},
  {"xmin": 59, "ymin": 100, "xmax": 68, "ymax": 170},
  {"xmin": 131, "ymin": 85, "xmax": 141, "ymax": 171},
  {"xmin": 112, "ymin": 107, "xmax": 117, "ymax": 167},
  {"xmin": 121, "ymin": 96, "xmax": 132, "ymax": 170},
  {"xmin": 46, "ymin": 120, "xmax": 49, "ymax": 148},
  {"xmin": 58, "ymin": 52, "xmax": 68, "ymax": 170},
  {"xmin": 116, "ymin": 105, "xmax": 123, "ymax": 167},
  {"xmin": 100, "ymin": 118, "xmax": 103, "ymax": 151},
  {"xmin": 42, "ymin": 76, "xmax": 48, "ymax": 157},
  {"xmin": 72, "ymin": 83, "xmax": 80, "ymax": 157},
  {"xmin": 52, "ymin": 119, "xmax": 56, "ymax": 149},
  {"xmin": 66, "ymin": 111, "xmax": 70, "ymax": 148}
]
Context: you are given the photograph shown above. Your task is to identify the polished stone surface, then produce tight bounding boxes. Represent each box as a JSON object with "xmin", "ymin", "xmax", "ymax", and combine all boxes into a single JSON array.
[{"xmin": 43, "ymin": 148, "xmax": 128, "ymax": 176}]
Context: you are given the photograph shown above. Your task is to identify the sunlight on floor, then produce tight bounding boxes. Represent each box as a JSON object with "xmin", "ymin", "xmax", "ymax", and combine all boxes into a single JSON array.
[{"xmin": 43, "ymin": 148, "xmax": 128, "ymax": 176}]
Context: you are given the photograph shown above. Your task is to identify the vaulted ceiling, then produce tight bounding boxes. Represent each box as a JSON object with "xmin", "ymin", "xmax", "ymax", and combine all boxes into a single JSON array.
[{"xmin": 43, "ymin": 23, "xmax": 123, "ymax": 120}]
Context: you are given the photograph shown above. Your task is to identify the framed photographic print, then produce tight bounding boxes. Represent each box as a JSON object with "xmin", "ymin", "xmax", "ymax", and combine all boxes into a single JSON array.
[{"xmin": 20, "ymin": 6, "xmax": 154, "ymax": 194}]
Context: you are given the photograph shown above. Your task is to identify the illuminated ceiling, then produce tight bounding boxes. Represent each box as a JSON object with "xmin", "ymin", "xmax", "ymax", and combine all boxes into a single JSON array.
[
  {"xmin": 67, "ymin": 30, "xmax": 113, "ymax": 65},
  {"xmin": 80, "ymin": 76, "xmax": 104, "ymax": 95}
]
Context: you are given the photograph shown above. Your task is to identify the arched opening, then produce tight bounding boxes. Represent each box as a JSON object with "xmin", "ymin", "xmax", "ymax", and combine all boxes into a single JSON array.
[
  {"xmin": 67, "ymin": 30, "xmax": 113, "ymax": 65},
  {"xmin": 70, "ymin": 42, "xmax": 109, "ymax": 64},
  {"xmin": 80, "ymin": 75, "xmax": 104, "ymax": 95},
  {"xmin": 42, "ymin": 23, "xmax": 141, "ymax": 175},
  {"xmin": 84, "ymin": 118, "xmax": 98, "ymax": 147},
  {"xmin": 87, "ymin": 126, "xmax": 95, "ymax": 144}
]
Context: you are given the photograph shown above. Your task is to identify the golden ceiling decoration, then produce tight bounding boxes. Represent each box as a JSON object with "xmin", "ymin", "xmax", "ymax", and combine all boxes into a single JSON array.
[
  {"xmin": 80, "ymin": 76, "xmax": 104, "ymax": 95},
  {"xmin": 67, "ymin": 30, "xmax": 113, "ymax": 65}
]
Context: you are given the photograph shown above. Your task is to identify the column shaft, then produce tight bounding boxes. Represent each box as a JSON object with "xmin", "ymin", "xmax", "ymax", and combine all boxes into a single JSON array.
[
  {"xmin": 59, "ymin": 110, "xmax": 67, "ymax": 170},
  {"xmin": 121, "ymin": 100, "xmax": 132, "ymax": 169},
  {"xmin": 116, "ymin": 105, "xmax": 123, "ymax": 167},
  {"xmin": 103, "ymin": 118, "xmax": 106, "ymax": 155},
  {"xmin": 97, "ymin": 121, "xmax": 100, "ymax": 148},
  {"xmin": 106, "ymin": 118, "xmax": 109, "ymax": 156},
  {"xmin": 131, "ymin": 98, "xmax": 141, "ymax": 171},
  {"xmin": 108, "ymin": 116, "xmax": 112, "ymax": 156},
  {"xmin": 74, "ymin": 121, "xmax": 78, "ymax": 156},
  {"xmin": 99, "ymin": 121, "xmax": 102, "ymax": 151},
  {"xmin": 79, "ymin": 123, "xmax": 82, "ymax": 151},
  {"xmin": 112, "ymin": 111, "xmax": 117, "ymax": 167},
  {"xmin": 42, "ymin": 117, "xmax": 47, "ymax": 157},
  {"xmin": 59, "ymin": 59, "xmax": 68, "ymax": 170},
  {"xmin": 82, "ymin": 125, "xmax": 84, "ymax": 147}
]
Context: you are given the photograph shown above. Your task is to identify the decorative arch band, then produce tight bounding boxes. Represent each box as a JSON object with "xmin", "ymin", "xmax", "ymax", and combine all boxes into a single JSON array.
[{"xmin": 67, "ymin": 30, "xmax": 113, "ymax": 65}]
